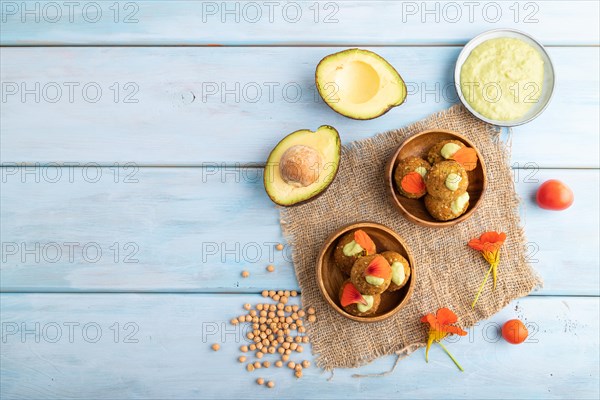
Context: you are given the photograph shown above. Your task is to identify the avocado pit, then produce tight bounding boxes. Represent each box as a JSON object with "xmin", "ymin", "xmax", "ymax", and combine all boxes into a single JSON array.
[{"xmin": 279, "ymin": 145, "xmax": 324, "ymax": 188}]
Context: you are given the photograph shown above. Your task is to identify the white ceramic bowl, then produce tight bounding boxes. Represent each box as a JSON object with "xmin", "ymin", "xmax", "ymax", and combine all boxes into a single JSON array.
[{"xmin": 454, "ymin": 29, "xmax": 555, "ymax": 127}]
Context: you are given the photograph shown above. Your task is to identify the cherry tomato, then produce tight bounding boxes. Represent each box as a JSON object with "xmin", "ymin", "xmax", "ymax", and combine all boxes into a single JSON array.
[
  {"xmin": 502, "ymin": 319, "xmax": 528, "ymax": 344},
  {"xmin": 536, "ymin": 180, "xmax": 574, "ymax": 210}
]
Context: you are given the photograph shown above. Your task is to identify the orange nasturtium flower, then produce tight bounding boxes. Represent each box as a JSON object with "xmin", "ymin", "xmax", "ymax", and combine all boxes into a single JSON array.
[
  {"xmin": 468, "ymin": 231, "xmax": 507, "ymax": 308},
  {"xmin": 421, "ymin": 308, "xmax": 467, "ymax": 371}
]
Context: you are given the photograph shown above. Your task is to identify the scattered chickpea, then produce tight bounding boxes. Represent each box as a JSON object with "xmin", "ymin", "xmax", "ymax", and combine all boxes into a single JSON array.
[
  {"xmin": 280, "ymin": 296, "xmax": 288, "ymax": 304},
  {"xmin": 247, "ymin": 364, "xmax": 255, "ymax": 372},
  {"xmin": 249, "ymin": 344, "xmax": 256, "ymax": 351},
  {"xmin": 295, "ymin": 364, "xmax": 302, "ymax": 372},
  {"xmin": 285, "ymin": 349, "xmax": 292, "ymax": 355},
  {"xmin": 267, "ymin": 381, "xmax": 275, "ymax": 389},
  {"xmin": 275, "ymin": 360, "xmax": 283, "ymax": 368},
  {"xmin": 307, "ymin": 307, "xmax": 315, "ymax": 315},
  {"xmin": 249, "ymin": 310, "xmax": 257, "ymax": 317},
  {"xmin": 268, "ymin": 290, "xmax": 276, "ymax": 297},
  {"xmin": 295, "ymin": 336, "xmax": 302, "ymax": 343},
  {"xmin": 256, "ymin": 378, "xmax": 264, "ymax": 385},
  {"xmin": 256, "ymin": 352, "xmax": 264, "ymax": 359},
  {"xmin": 308, "ymin": 315, "xmax": 316, "ymax": 323},
  {"xmin": 297, "ymin": 310, "xmax": 305, "ymax": 317},
  {"xmin": 241, "ymin": 270, "xmax": 250, "ymax": 278},
  {"xmin": 238, "ymin": 356, "xmax": 246, "ymax": 363},
  {"xmin": 302, "ymin": 360, "xmax": 310, "ymax": 368},
  {"xmin": 276, "ymin": 243, "xmax": 284, "ymax": 251},
  {"xmin": 297, "ymin": 345, "xmax": 304, "ymax": 353},
  {"xmin": 273, "ymin": 295, "xmax": 280, "ymax": 302},
  {"xmin": 291, "ymin": 290, "xmax": 298, "ymax": 297},
  {"xmin": 302, "ymin": 336, "xmax": 309, "ymax": 343},
  {"xmin": 261, "ymin": 290, "xmax": 268, "ymax": 297},
  {"xmin": 263, "ymin": 361, "xmax": 271, "ymax": 368},
  {"xmin": 290, "ymin": 343, "xmax": 298, "ymax": 351},
  {"xmin": 230, "ymin": 318, "xmax": 239, "ymax": 325},
  {"xmin": 295, "ymin": 370, "xmax": 303, "ymax": 378},
  {"xmin": 298, "ymin": 326, "xmax": 306, "ymax": 333},
  {"xmin": 257, "ymin": 304, "xmax": 263, "ymax": 310},
  {"xmin": 281, "ymin": 354, "xmax": 289, "ymax": 362},
  {"xmin": 254, "ymin": 361, "xmax": 261, "ymax": 369},
  {"xmin": 243, "ymin": 303, "xmax": 251, "ymax": 310},
  {"xmin": 288, "ymin": 361, "xmax": 296, "ymax": 369},
  {"xmin": 285, "ymin": 306, "xmax": 292, "ymax": 313},
  {"xmin": 211, "ymin": 343, "xmax": 220, "ymax": 351},
  {"xmin": 266, "ymin": 265, "xmax": 275, "ymax": 272}
]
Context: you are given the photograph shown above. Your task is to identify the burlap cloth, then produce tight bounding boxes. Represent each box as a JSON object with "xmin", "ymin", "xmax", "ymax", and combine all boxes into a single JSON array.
[{"xmin": 279, "ymin": 105, "xmax": 543, "ymax": 370}]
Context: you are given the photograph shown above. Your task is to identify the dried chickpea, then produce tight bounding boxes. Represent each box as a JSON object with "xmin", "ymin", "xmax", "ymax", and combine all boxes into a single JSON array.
[
  {"xmin": 241, "ymin": 271, "xmax": 250, "ymax": 278},
  {"xmin": 280, "ymin": 296, "xmax": 288, "ymax": 304},
  {"xmin": 256, "ymin": 352, "xmax": 264, "ymax": 359},
  {"xmin": 266, "ymin": 265, "xmax": 275, "ymax": 272},
  {"xmin": 268, "ymin": 290, "xmax": 276, "ymax": 297},
  {"xmin": 294, "ymin": 364, "xmax": 302, "ymax": 372},
  {"xmin": 249, "ymin": 310, "xmax": 257, "ymax": 317},
  {"xmin": 302, "ymin": 360, "xmax": 310, "ymax": 368},
  {"xmin": 243, "ymin": 303, "xmax": 251, "ymax": 310},
  {"xmin": 295, "ymin": 336, "xmax": 302, "ymax": 343},
  {"xmin": 285, "ymin": 349, "xmax": 292, "ymax": 355},
  {"xmin": 276, "ymin": 303, "xmax": 284, "ymax": 310},
  {"xmin": 263, "ymin": 361, "xmax": 271, "ymax": 368},
  {"xmin": 230, "ymin": 318, "xmax": 239, "ymax": 325},
  {"xmin": 269, "ymin": 304, "xmax": 277, "ymax": 312},
  {"xmin": 297, "ymin": 310, "xmax": 305, "ymax": 317},
  {"xmin": 267, "ymin": 381, "xmax": 275, "ymax": 389},
  {"xmin": 240, "ymin": 345, "xmax": 248, "ymax": 353},
  {"xmin": 307, "ymin": 307, "xmax": 316, "ymax": 315},
  {"xmin": 275, "ymin": 360, "xmax": 283, "ymax": 368},
  {"xmin": 295, "ymin": 370, "xmax": 303, "ymax": 378},
  {"xmin": 253, "ymin": 323, "xmax": 259, "ymax": 330},
  {"xmin": 308, "ymin": 315, "xmax": 316, "ymax": 323},
  {"xmin": 276, "ymin": 243, "xmax": 284, "ymax": 251},
  {"xmin": 256, "ymin": 304, "xmax": 264, "ymax": 310},
  {"xmin": 292, "ymin": 305, "xmax": 299, "ymax": 312},
  {"xmin": 287, "ymin": 361, "xmax": 296, "ymax": 369},
  {"xmin": 290, "ymin": 323, "xmax": 297, "ymax": 330},
  {"xmin": 247, "ymin": 332, "xmax": 254, "ymax": 340},
  {"xmin": 297, "ymin": 345, "xmax": 304, "ymax": 353},
  {"xmin": 261, "ymin": 290, "xmax": 268, "ymax": 297},
  {"xmin": 291, "ymin": 290, "xmax": 298, "ymax": 297},
  {"xmin": 302, "ymin": 336, "xmax": 309, "ymax": 343},
  {"xmin": 285, "ymin": 306, "xmax": 292, "ymax": 313},
  {"xmin": 268, "ymin": 311, "xmax": 276, "ymax": 319},
  {"xmin": 238, "ymin": 356, "xmax": 246, "ymax": 363},
  {"xmin": 273, "ymin": 295, "xmax": 280, "ymax": 302},
  {"xmin": 277, "ymin": 347, "xmax": 285, "ymax": 354},
  {"xmin": 281, "ymin": 354, "xmax": 289, "ymax": 362},
  {"xmin": 298, "ymin": 326, "xmax": 306, "ymax": 334},
  {"xmin": 256, "ymin": 377, "xmax": 264, "ymax": 385},
  {"xmin": 284, "ymin": 290, "xmax": 290, "ymax": 297},
  {"xmin": 211, "ymin": 344, "xmax": 220, "ymax": 351},
  {"xmin": 254, "ymin": 361, "xmax": 261, "ymax": 369},
  {"xmin": 249, "ymin": 344, "xmax": 256, "ymax": 351},
  {"xmin": 247, "ymin": 364, "xmax": 254, "ymax": 372},
  {"xmin": 290, "ymin": 343, "xmax": 298, "ymax": 351}
]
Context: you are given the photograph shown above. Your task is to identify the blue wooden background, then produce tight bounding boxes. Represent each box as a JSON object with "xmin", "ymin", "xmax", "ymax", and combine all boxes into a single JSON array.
[{"xmin": 1, "ymin": 1, "xmax": 599, "ymax": 398}]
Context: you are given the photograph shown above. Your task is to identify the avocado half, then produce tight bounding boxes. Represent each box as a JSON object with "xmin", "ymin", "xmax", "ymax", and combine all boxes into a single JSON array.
[
  {"xmin": 315, "ymin": 48, "xmax": 407, "ymax": 120},
  {"xmin": 264, "ymin": 126, "xmax": 341, "ymax": 206}
]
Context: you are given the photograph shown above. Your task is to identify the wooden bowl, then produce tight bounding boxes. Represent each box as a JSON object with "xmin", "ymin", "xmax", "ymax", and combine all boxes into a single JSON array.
[
  {"xmin": 316, "ymin": 222, "xmax": 416, "ymax": 323},
  {"xmin": 385, "ymin": 129, "xmax": 487, "ymax": 228}
]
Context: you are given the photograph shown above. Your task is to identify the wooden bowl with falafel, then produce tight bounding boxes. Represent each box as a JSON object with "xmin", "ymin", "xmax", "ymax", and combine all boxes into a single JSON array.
[
  {"xmin": 385, "ymin": 129, "xmax": 487, "ymax": 228},
  {"xmin": 316, "ymin": 222, "xmax": 415, "ymax": 323}
]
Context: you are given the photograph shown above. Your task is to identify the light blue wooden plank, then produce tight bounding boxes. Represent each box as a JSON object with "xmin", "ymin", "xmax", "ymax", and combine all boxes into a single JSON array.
[
  {"xmin": 1, "ymin": 47, "xmax": 598, "ymax": 167},
  {"xmin": 1, "ymin": 294, "xmax": 598, "ymax": 399},
  {"xmin": 1, "ymin": 168, "xmax": 598, "ymax": 295},
  {"xmin": 1, "ymin": 1, "xmax": 598, "ymax": 46}
]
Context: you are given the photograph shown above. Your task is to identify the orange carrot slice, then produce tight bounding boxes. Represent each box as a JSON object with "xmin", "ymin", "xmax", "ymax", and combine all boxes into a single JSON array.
[
  {"xmin": 401, "ymin": 172, "xmax": 426, "ymax": 195},
  {"xmin": 451, "ymin": 147, "xmax": 478, "ymax": 171},
  {"xmin": 363, "ymin": 255, "xmax": 391, "ymax": 279},
  {"xmin": 354, "ymin": 230, "xmax": 376, "ymax": 255},
  {"xmin": 341, "ymin": 282, "xmax": 367, "ymax": 307}
]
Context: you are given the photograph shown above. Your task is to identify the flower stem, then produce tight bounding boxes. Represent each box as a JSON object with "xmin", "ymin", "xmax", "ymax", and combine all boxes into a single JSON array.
[
  {"xmin": 437, "ymin": 342, "xmax": 464, "ymax": 372},
  {"xmin": 472, "ymin": 263, "xmax": 494, "ymax": 308}
]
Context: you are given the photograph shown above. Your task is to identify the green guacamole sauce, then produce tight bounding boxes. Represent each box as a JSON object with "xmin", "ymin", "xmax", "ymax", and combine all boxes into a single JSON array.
[{"xmin": 460, "ymin": 38, "xmax": 544, "ymax": 121}]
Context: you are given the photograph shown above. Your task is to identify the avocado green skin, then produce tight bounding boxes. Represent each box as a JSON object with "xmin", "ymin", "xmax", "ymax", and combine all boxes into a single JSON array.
[
  {"xmin": 263, "ymin": 125, "xmax": 341, "ymax": 207},
  {"xmin": 315, "ymin": 48, "xmax": 407, "ymax": 120}
]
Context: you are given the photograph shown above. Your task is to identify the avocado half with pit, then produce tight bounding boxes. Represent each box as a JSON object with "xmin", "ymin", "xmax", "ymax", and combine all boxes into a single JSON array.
[
  {"xmin": 264, "ymin": 126, "xmax": 341, "ymax": 206},
  {"xmin": 315, "ymin": 48, "xmax": 407, "ymax": 120}
]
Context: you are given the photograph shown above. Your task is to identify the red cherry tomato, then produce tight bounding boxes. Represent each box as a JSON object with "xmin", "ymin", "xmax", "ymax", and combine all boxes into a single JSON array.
[
  {"xmin": 536, "ymin": 180, "xmax": 574, "ymax": 210},
  {"xmin": 502, "ymin": 319, "xmax": 528, "ymax": 344}
]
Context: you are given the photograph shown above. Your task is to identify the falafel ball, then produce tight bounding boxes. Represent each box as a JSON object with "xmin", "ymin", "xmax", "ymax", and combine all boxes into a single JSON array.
[
  {"xmin": 427, "ymin": 139, "xmax": 466, "ymax": 165},
  {"xmin": 394, "ymin": 157, "xmax": 431, "ymax": 199},
  {"xmin": 339, "ymin": 279, "xmax": 381, "ymax": 317},
  {"xmin": 350, "ymin": 254, "xmax": 391, "ymax": 295},
  {"xmin": 424, "ymin": 192, "xmax": 470, "ymax": 221},
  {"xmin": 380, "ymin": 251, "xmax": 411, "ymax": 292},
  {"xmin": 425, "ymin": 160, "xmax": 469, "ymax": 201}
]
